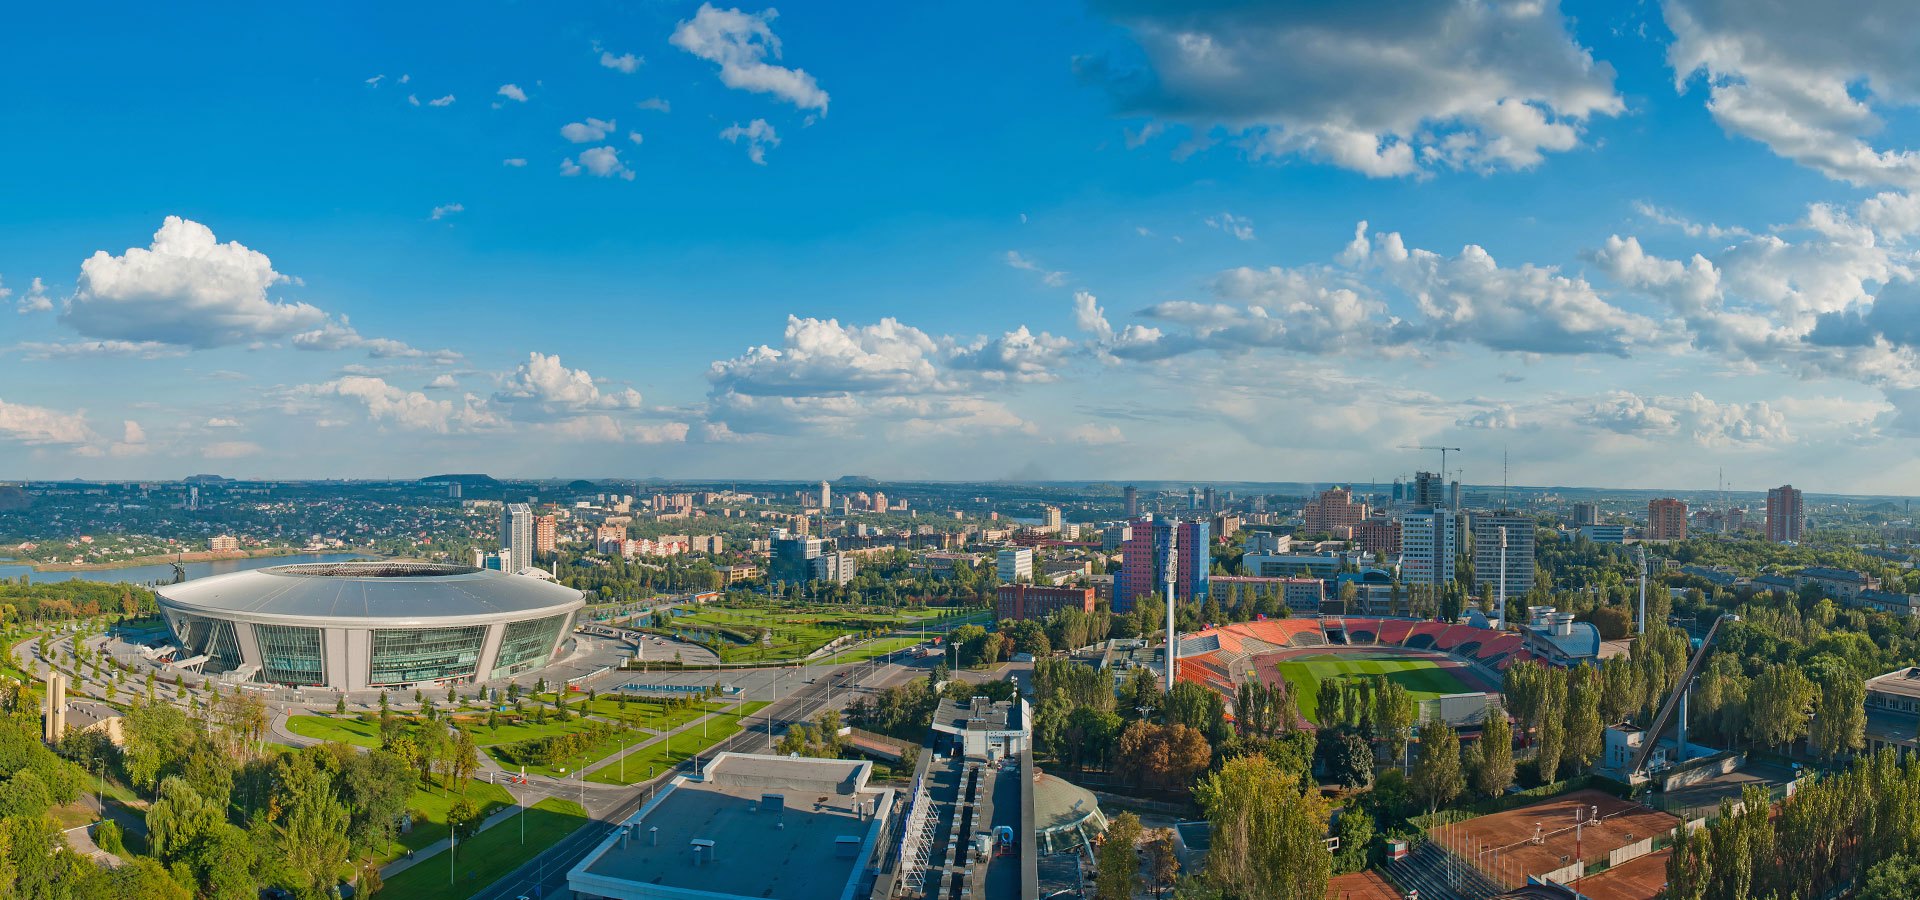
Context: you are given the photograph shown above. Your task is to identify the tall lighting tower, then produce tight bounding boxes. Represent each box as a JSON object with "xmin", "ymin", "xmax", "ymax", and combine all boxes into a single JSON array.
[{"xmin": 1164, "ymin": 523, "xmax": 1179, "ymax": 693}]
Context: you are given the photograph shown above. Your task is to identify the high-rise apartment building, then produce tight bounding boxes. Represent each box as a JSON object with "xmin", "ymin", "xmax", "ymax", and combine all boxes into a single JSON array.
[
  {"xmin": 1042, "ymin": 506, "xmax": 1063, "ymax": 532},
  {"xmin": 1303, "ymin": 487, "xmax": 1370, "ymax": 534},
  {"xmin": 1116, "ymin": 517, "xmax": 1210, "ymax": 612},
  {"xmin": 1471, "ymin": 513, "xmax": 1535, "ymax": 608},
  {"xmin": 501, "ymin": 503, "xmax": 533, "ymax": 574},
  {"xmin": 997, "ymin": 547, "xmax": 1033, "ymax": 584},
  {"xmin": 1647, "ymin": 498, "xmax": 1687, "ymax": 541},
  {"xmin": 1572, "ymin": 502, "xmax": 1599, "ymax": 526},
  {"xmin": 1123, "ymin": 485, "xmax": 1139, "ymax": 518},
  {"xmin": 534, "ymin": 514, "xmax": 557, "ymax": 555},
  {"xmin": 819, "ymin": 480, "xmax": 831, "ymax": 512},
  {"xmin": 1412, "ymin": 472, "xmax": 1445, "ymax": 509},
  {"xmin": 1767, "ymin": 485, "xmax": 1804, "ymax": 543},
  {"xmin": 1400, "ymin": 508, "xmax": 1458, "ymax": 587}
]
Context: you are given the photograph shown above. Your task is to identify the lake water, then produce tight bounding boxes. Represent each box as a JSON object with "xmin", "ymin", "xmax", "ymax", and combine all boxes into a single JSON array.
[{"xmin": 0, "ymin": 552, "xmax": 371, "ymax": 587}]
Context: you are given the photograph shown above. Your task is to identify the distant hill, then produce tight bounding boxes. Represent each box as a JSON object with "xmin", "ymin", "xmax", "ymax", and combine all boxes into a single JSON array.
[
  {"xmin": 183, "ymin": 474, "xmax": 232, "ymax": 483},
  {"xmin": 565, "ymin": 479, "xmax": 599, "ymax": 493},
  {"xmin": 832, "ymin": 475, "xmax": 883, "ymax": 488},
  {"xmin": 419, "ymin": 474, "xmax": 502, "ymax": 489}
]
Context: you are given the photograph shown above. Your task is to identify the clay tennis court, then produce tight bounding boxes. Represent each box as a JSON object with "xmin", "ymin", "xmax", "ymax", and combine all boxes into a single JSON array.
[
  {"xmin": 1575, "ymin": 848, "xmax": 1672, "ymax": 900},
  {"xmin": 1427, "ymin": 790, "xmax": 1679, "ymax": 888},
  {"xmin": 1325, "ymin": 870, "xmax": 1402, "ymax": 900}
]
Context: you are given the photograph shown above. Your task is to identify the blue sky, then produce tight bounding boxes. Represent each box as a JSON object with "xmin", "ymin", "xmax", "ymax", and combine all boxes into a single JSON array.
[{"xmin": 4, "ymin": 0, "xmax": 1920, "ymax": 492}]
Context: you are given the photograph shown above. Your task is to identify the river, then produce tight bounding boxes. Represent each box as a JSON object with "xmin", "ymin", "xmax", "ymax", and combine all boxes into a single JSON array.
[{"xmin": 0, "ymin": 552, "xmax": 372, "ymax": 587}]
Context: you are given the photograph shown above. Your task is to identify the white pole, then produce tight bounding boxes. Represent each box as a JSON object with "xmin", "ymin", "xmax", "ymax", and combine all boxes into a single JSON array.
[
  {"xmin": 1497, "ymin": 526, "xmax": 1507, "ymax": 630},
  {"xmin": 1165, "ymin": 522, "xmax": 1179, "ymax": 694}
]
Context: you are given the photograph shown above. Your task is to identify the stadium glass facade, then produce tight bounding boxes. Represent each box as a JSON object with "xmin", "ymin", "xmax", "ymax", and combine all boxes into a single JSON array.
[
  {"xmin": 368, "ymin": 625, "xmax": 489, "ymax": 687},
  {"xmin": 255, "ymin": 624, "xmax": 325, "ymax": 686},
  {"xmin": 490, "ymin": 613, "xmax": 571, "ymax": 679}
]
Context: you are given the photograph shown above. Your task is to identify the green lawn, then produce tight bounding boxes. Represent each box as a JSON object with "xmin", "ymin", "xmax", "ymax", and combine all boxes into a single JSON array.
[
  {"xmin": 373, "ymin": 798, "xmax": 590, "ymax": 900},
  {"xmin": 829, "ymin": 636, "xmax": 923, "ymax": 662},
  {"xmin": 286, "ymin": 713, "xmax": 384, "ymax": 748},
  {"xmin": 1276, "ymin": 653, "xmax": 1477, "ymax": 726},
  {"xmin": 653, "ymin": 604, "xmax": 973, "ymax": 663},
  {"xmin": 484, "ymin": 723, "xmax": 641, "ymax": 779},
  {"xmin": 586, "ymin": 701, "xmax": 768, "ymax": 786},
  {"xmin": 375, "ymin": 781, "xmax": 516, "ymax": 866}
]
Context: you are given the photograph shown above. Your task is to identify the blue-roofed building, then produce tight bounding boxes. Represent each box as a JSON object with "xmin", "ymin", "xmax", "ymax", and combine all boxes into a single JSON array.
[{"xmin": 1520, "ymin": 606, "xmax": 1601, "ymax": 666}]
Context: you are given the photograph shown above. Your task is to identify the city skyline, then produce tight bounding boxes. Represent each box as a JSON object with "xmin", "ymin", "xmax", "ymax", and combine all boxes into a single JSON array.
[{"xmin": 5, "ymin": 2, "xmax": 1920, "ymax": 492}]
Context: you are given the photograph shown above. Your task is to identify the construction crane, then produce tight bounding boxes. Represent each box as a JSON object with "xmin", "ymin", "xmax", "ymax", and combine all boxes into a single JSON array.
[
  {"xmin": 1399, "ymin": 445, "xmax": 1463, "ymax": 483},
  {"xmin": 1627, "ymin": 613, "xmax": 1740, "ymax": 778}
]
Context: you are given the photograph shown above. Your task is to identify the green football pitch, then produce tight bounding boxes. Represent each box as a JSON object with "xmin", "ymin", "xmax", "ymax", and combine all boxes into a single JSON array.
[{"xmin": 1273, "ymin": 652, "xmax": 1477, "ymax": 726}]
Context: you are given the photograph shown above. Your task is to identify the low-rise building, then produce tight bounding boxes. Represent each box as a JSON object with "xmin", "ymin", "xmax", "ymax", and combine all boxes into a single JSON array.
[
  {"xmin": 567, "ymin": 753, "xmax": 894, "ymax": 900},
  {"xmin": 931, "ymin": 695, "xmax": 1030, "ymax": 761},
  {"xmin": 996, "ymin": 584, "xmax": 1095, "ymax": 622},
  {"xmin": 1866, "ymin": 667, "xmax": 1920, "ymax": 757},
  {"xmin": 1521, "ymin": 606, "xmax": 1601, "ymax": 666}
]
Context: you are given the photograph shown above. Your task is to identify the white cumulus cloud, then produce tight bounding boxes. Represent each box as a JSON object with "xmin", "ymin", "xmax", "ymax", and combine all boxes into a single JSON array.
[
  {"xmin": 63, "ymin": 216, "xmax": 325, "ymax": 348},
  {"xmin": 670, "ymin": 4, "xmax": 829, "ymax": 112}
]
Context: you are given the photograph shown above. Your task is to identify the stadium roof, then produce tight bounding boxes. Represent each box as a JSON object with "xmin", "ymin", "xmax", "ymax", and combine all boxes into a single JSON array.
[{"xmin": 155, "ymin": 562, "xmax": 583, "ymax": 620}]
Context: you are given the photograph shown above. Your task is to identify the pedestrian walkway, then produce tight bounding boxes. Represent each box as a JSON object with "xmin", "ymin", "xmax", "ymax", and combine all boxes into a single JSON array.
[{"xmin": 574, "ymin": 701, "xmax": 755, "ymax": 781}]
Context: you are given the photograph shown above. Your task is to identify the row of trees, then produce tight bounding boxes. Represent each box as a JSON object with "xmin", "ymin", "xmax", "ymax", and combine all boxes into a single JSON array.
[{"xmin": 1668, "ymin": 749, "xmax": 1920, "ymax": 900}]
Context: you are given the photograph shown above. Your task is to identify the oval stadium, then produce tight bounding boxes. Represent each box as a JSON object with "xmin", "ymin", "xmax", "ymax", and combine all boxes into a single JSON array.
[
  {"xmin": 155, "ymin": 561, "xmax": 585, "ymax": 692},
  {"xmin": 1174, "ymin": 616, "xmax": 1564, "ymax": 728}
]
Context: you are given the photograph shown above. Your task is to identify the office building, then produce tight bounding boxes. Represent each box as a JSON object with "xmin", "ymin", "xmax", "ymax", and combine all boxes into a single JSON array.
[
  {"xmin": 1115, "ymin": 516, "xmax": 1210, "ymax": 612},
  {"xmin": 1578, "ymin": 523, "xmax": 1627, "ymax": 544},
  {"xmin": 1412, "ymin": 471, "xmax": 1445, "ymax": 508},
  {"xmin": 1472, "ymin": 513, "xmax": 1536, "ymax": 615},
  {"xmin": 995, "ymin": 584, "xmax": 1095, "ymax": 623},
  {"xmin": 501, "ymin": 502, "xmax": 534, "ymax": 574},
  {"xmin": 996, "ymin": 547, "xmax": 1033, "ymax": 584},
  {"xmin": 1123, "ymin": 485, "xmax": 1138, "ymax": 518},
  {"xmin": 1241, "ymin": 551, "xmax": 1359, "ymax": 580},
  {"xmin": 1767, "ymin": 485, "xmax": 1804, "ymax": 543},
  {"xmin": 1647, "ymin": 498, "xmax": 1687, "ymax": 541},
  {"xmin": 1400, "ymin": 508, "xmax": 1458, "ymax": 587},
  {"xmin": 534, "ymin": 514, "xmax": 557, "ymax": 555},
  {"xmin": 1572, "ymin": 502, "xmax": 1599, "ymax": 526},
  {"xmin": 1302, "ymin": 486, "xmax": 1369, "ymax": 534},
  {"xmin": 156, "ymin": 562, "xmax": 584, "ymax": 691},
  {"xmin": 770, "ymin": 536, "xmax": 823, "ymax": 585}
]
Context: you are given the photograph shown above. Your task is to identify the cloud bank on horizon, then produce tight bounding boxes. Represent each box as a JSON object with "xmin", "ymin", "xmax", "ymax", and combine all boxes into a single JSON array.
[{"xmin": 2, "ymin": 0, "xmax": 1920, "ymax": 492}]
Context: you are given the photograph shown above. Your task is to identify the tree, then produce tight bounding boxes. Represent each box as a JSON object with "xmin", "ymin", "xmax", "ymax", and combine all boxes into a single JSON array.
[
  {"xmin": 1811, "ymin": 669, "xmax": 1866, "ymax": 761},
  {"xmin": 1563, "ymin": 665, "xmax": 1604, "ymax": 777},
  {"xmin": 1861, "ymin": 854, "xmax": 1920, "ymax": 900},
  {"xmin": 1412, "ymin": 721, "xmax": 1464, "ymax": 813},
  {"xmin": 1096, "ymin": 812, "xmax": 1144, "ymax": 900},
  {"xmin": 447, "ymin": 796, "xmax": 482, "ymax": 841},
  {"xmin": 1332, "ymin": 807, "xmax": 1373, "ymax": 875},
  {"xmin": 1146, "ymin": 829, "xmax": 1180, "ymax": 898},
  {"xmin": 1746, "ymin": 663, "xmax": 1815, "ymax": 750},
  {"xmin": 94, "ymin": 818, "xmax": 124, "ymax": 855},
  {"xmin": 1194, "ymin": 755, "xmax": 1331, "ymax": 900},
  {"xmin": 148, "ymin": 776, "xmax": 224, "ymax": 868},
  {"xmin": 271, "ymin": 750, "xmax": 352, "ymax": 900},
  {"xmin": 1315, "ymin": 729, "xmax": 1373, "ymax": 790},
  {"xmin": 1474, "ymin": 713, "xmax": 1516, "ymax": 798}
]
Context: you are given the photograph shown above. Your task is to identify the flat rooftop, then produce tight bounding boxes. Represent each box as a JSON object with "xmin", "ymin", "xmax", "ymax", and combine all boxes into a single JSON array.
[
  {"xmin": 570, "ymin": 754, "xmax": 892, "ymax": 900},
  {"xmin": 933, "ymin": 696, "xmax": 1019, "ymax": 734},
  {"xmin": 1868, "ymin": 667, "xmax": 1920, "ymax": 701}
]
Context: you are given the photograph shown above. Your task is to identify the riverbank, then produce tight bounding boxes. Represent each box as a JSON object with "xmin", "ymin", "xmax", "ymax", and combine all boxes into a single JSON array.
[{"xmin": 10, "ymin": 546, "xmax": 377, "ymax": 572}]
